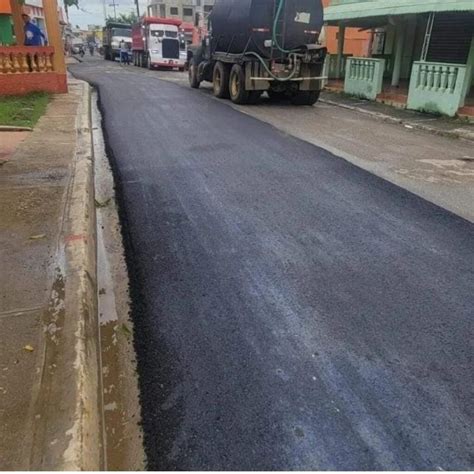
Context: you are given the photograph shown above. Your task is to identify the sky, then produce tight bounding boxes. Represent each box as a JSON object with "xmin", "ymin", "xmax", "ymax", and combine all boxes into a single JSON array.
[{"xmin": 67, "ymin": 0, "xmax": 147, "ymax": 28}]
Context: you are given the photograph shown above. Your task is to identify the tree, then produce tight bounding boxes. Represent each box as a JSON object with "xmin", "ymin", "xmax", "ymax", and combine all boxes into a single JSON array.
[
  {"xmin": 63, "ymin": 0, "xmax": 78, "ymax": 21},
  {"xmin": 106, "ymin": 11, "xmax": 138, "ymax": 25}
]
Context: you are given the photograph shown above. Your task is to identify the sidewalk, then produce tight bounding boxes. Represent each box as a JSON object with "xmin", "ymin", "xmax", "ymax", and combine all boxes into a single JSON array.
[
  {"xmin": 320, "ymin": 90, "xmax": 474, "ymax": 142},
  {"xmin": 0, "ymin": 80, "xmax": 101, "ymax": 469}
]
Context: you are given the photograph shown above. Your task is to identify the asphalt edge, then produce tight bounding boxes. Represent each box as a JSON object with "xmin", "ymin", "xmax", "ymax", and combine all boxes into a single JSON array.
[
  {"xmin": 86, "ymin": 76, "xmax": 153, "ymax": 469},
  {"xmin": 30, "ymin": 80, "xmax": 104, "ymax": 470},
  {"xmin": 319, "ymin": 97, "xmax": 474, "ymax": 142}
]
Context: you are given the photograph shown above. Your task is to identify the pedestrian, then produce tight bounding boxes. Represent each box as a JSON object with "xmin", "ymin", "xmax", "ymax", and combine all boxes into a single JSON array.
[
  {"xmin": 22, "ymin": 14, "xmax": 47, "ymax": 46},
  {"xmin": 119, "ymin": 39, "xmax": 129, "ymax": 65}
]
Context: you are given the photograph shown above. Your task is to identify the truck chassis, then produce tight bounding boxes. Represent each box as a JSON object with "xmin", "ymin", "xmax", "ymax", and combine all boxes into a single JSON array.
[{"xmin": 188, "ymin": 36, "xmax": 327, "ymax": 105}]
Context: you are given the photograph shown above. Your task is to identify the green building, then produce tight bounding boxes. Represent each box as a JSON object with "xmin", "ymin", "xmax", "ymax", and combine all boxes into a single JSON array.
[{"xmin": 324, "ymin": 0, "xmax": 474, "ymax": 117}]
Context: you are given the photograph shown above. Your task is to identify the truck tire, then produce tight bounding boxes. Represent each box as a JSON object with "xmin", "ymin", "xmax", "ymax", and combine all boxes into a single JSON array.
[
  {"xmin": 290, "ymin": 90, "xmax": 320, "ymax": 106},
  {"xmin": 229, "ymin": 64, "xmax": 249, "ymax": 104},
  {"xmin": 212, "ymin": 61, "xmax": 230, "ymax": 98},
  {"xmin": 189, "ymin": 57, "xmax": 201, "ymax": 89}
]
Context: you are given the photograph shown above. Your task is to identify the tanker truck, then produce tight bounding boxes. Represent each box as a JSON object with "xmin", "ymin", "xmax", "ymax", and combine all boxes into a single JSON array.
[{"xmin": 187, "ymin": 0, "xmax": 327, "ymax": 105}]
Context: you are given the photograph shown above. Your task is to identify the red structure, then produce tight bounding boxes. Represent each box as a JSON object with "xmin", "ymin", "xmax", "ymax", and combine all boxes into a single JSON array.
[
  {"xmin": 0, "ymin": 0, "xmax": 67, "ymax": 95},
  {"xmin": 0, "ymin": 46, "xmax": 67, "ymax": 95}
]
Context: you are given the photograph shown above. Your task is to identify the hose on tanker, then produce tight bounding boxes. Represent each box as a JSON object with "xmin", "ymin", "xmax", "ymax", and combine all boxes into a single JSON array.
[
  {"xmin": 272, "ymin": 0, "xmax": 298, "ymax": 53},
  {"xmin": 244, "ymin": 51, "xmax": 299, "ymax": 82},
  {"xmin": 243, "ymin": 0, "xmax": 300, "ymax": 82}
]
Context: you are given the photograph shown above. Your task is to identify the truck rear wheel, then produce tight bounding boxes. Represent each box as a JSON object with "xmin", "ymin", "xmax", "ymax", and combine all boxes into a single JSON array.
[
  {"xmin": 189, "ymin": 57, "xmax": 201, "ymax": 89},
  {"xmin": 213, "ymin": 61, "xmax": 230, "ymax": 98},
  {"xmin": 290, "ymin": 90, "xmax": 320, "ymax": 106},
  {"xmin": 229, "ymin": 64, "xmax": 249, "ymax": 104}
]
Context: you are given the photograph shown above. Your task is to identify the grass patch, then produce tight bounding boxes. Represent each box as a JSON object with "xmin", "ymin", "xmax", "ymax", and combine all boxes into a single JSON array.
[{"xmin": 0, "ymin": 92, "xmax": 50, "ymax": 127}]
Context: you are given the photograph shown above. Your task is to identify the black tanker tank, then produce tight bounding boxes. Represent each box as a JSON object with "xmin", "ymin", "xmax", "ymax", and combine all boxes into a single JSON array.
[{"xmin": 209, "ymin": 0, "xmax": 324, "ymax": 59}]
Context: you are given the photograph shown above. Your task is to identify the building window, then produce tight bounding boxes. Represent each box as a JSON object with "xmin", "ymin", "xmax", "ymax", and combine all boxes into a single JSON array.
[
  {"xmin": 159, "ymin": 4, "xmax": 166, "ymax": 16},
  {"xmin": 170, "ymin": 7, "xmax": 179, "ymax": 15},
  {"xmin": 183, "ymin": 7, "xmax": 193, "ymax": 17},
  {"xmin": 204, "ymin": 5, "xmax": 213, "ymax": 13}
]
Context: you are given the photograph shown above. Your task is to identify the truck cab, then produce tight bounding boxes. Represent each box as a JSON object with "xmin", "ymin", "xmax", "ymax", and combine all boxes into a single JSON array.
[
  {"xmin": 149, "ymin": 23, "xmax": 182, "ymax": 68},
  {"xmin": 103, "ymin": 23, "xmax": 132, "ymax": 61},
  {"xmin": 132, "ymin": 17, "xmax": 185, "ymax": 70}
]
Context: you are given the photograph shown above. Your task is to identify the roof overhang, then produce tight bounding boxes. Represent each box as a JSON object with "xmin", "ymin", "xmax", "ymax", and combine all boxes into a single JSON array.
[{"xmin": 324, "ymin": 0, "xmax": 474, "ymax": 25}]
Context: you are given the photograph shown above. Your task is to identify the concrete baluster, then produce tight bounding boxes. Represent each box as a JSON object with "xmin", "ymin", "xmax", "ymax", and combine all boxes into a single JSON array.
[
  {"xmin": 38, "ymin": 53, "xmax": 46, "ymax": 72},
  {"xmin": 11, "ymin": 52, "xmax": 20, "ymax": 73},
  {"xmin": 439, "ymin": 66, "xmax": 448, "ymax": 92},
  {"xmin": 433, "ymin": 66, "xmax": 440, "ymax": 91},
  {"xmin": 418, "ymin": 64, "xmax": 424, "ymax": 89},
  {"xmin": 447, "ymin": 67, "xmax": 456, "ymax": 93},
  {"xmin": 426, "ymin": 65, "xmax": 434, "ymax": 90},
  {"xmin": 18, "ymin": 53, "xmax": 28, "ymax": 73},
  {"xmin": 46, "ymin": 52, "xmax": 54, "ymax": 71}
]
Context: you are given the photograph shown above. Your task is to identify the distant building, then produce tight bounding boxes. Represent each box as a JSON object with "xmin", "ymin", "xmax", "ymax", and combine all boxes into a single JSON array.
[
  {"xmin": 147, "ymin": 0, "xmax": 214, "ymax": 25},
  {"xmin": 87, "ymin": 24, "xmax": 103, "ymax": 45}
]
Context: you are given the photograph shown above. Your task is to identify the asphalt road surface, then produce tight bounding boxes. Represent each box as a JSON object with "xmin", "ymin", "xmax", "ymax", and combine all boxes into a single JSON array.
[{"xmin": 70, "ymin": 60, "xmax": 474, "ymax": 470}]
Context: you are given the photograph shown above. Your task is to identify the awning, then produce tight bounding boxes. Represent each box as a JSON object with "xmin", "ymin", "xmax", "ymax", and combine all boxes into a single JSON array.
[{"xmin": 325, "ymin": 0, "xmax": 474, "ymax": 25}]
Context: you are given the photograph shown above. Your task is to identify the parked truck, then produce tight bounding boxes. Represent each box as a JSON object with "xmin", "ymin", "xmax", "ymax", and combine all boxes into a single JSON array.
[
  {"xmin": 102, "ymin": 22, "xmax": 132, "ymax": 61},
  {"xmin": 187, "ymin": 0, "xmax": 327, "ymax": 105},
  {"xmin": 132, "ymin": 17, "xmax": 186, "ymax": 70}
]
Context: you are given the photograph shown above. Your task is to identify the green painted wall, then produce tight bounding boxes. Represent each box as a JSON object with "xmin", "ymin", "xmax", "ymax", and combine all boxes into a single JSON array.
[{"xmin": 0, "ymin": 14, "xmax": 13, "ymax": 45}]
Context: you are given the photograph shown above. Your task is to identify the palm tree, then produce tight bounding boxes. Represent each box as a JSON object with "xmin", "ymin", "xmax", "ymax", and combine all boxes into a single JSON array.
[{"xmin": 63, "ymin": 0, "xmax": 78, "ymax": 21}]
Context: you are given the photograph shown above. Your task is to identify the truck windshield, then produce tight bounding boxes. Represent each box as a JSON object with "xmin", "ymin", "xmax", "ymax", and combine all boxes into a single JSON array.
[
  {"xmin": 151, "ymin": 30, "xmax": 178, "ymax": 39},
  {"xmin": 112, "ymin": 28, "xmax": 131, "ymax": 37}
]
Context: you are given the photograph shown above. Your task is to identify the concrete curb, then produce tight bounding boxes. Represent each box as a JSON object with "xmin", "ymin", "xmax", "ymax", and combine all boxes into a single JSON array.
[
  {"xmin": 0, "ymin": 125, "xmax": 33, "ymax": 132},
  {"xmin": 30, "ymin": 80, "xmax": 103, "ymax": 470},
  {"xmin": 319, "ymin": 98, "xmax": 474, "ymax": 142}
]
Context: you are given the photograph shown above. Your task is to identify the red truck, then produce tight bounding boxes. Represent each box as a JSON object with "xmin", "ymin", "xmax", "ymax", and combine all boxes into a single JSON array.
[{"xmin": 131, "ymin": 16, "xmax": 185, "ymax": 70}]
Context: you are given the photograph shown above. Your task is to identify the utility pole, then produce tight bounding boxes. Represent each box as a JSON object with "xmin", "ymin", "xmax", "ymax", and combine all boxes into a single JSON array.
[
  {"xmin": 102, "ymin": 0, "xmax": 107, "ymax": 22},
  {"xmin": 135, "ymin": 0, "xmax": 140, "ymax": 19},
  {"xmin": 109, "ymin": 0, "xmax": 118, "ymax": 19}
]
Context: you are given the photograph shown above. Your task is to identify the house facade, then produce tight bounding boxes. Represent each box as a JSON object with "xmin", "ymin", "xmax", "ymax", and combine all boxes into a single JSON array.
[
  {"xmin": 324, "ymin": 0, "xmax": 474, "ymax": 117},
  {"xmin": 321, "ymin": 0, "xmax": 371, "ymax": 58},
  {"xmin": 0, "ymin": 0, "xmax": 67, "ymax": 94},
  {"xmin": 0, "ymin": 0, "xmax": 48, "ymax": 45},
  {"xmin": 147, "ymin": 0, "xmax": 214, "ymax": 25}
]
